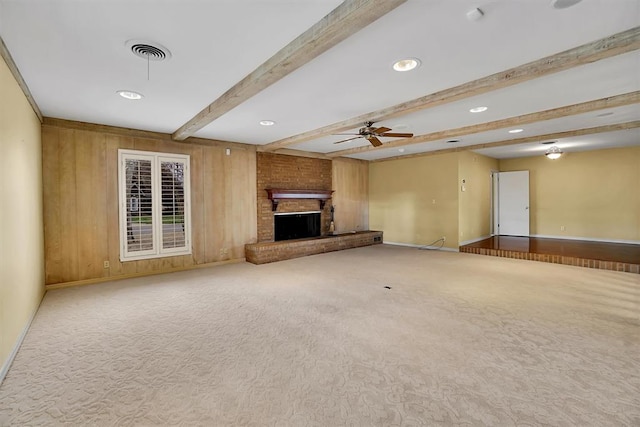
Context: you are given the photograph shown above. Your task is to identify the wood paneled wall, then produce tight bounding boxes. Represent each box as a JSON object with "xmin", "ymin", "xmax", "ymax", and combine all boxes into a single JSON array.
[
  {"xmin": 331, "ymin": 158, "xmax": 369, "ymax": 233},
  {"xmin": 42, "ymin": 120, "xmax": 257, "ymax": 286}
]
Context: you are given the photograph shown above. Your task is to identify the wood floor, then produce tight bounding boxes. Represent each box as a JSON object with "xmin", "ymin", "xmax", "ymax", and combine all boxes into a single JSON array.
[{"xmin": 460, "ymin": 236, "xmax": 640, "ymax": 274}]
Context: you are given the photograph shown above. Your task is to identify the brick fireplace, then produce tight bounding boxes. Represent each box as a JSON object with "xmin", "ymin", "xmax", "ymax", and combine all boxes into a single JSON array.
[
  {"xmin": 248, "ymin": 152, "xmax": 382, "ymax": 264},
  {"xmin": 256, "ymin": 152, "xmax": 332, "ymax": 242}
]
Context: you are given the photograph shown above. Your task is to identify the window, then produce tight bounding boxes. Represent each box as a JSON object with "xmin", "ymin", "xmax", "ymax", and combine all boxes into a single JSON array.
[{"xmin": 118, "ymin": 149, "xmax": 191, "ymax": 261}]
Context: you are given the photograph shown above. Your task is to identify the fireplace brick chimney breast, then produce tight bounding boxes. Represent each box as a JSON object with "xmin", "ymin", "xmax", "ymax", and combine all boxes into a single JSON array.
[{"xmin": 257, "ymin": 153, "xmax": 332, "ymax": 242}]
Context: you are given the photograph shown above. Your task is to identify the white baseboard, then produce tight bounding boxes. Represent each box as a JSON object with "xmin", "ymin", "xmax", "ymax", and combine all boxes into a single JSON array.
[
  {"xmin": 530, "ymin": 234, "xmax": 640, "ymax": 245},
  {"xmin": 0, "ymin": 293, "xmax": 45, "ymax": 385},
  {"xmin": 459, "ymin": 235, "xmax": 492, "ymax": 246},
  {"xmin": 384, "ymin": 241, "xmax": 459, "ymax": 252}
]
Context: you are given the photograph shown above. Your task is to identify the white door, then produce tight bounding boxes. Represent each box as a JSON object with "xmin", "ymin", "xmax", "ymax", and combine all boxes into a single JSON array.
[{"xmin": 497, "ymin": 171, "xmax": 529, "ymax": 236}]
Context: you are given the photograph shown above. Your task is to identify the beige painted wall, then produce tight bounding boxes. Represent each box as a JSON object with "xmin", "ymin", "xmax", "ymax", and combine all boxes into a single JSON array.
[
  {"xmin": 42, "ymin": 121, "xmax": 257, "ymax": 286},
  {"xmin": 458, "ymin": 152, "xmax": 498, "ymax": 243},
  {"xmin": 499, "ymin": 146, "xmax": 640, "ymax": 242},
  {"xmin": 331, "ymin": 158, "xmax": 369, "ymax": 233},
  {"xmin": 0, "ymin": 56, "xmax": 45, "ymax": 374},
  {"xmin": 369, "ymin": 153, "xmax": 459, "ymax": 248}
]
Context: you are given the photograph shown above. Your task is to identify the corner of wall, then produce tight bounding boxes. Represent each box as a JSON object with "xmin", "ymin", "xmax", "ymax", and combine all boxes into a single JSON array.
[{"xmin": 0, "ymin": 53, "xmax": 45, "ymax": 379}]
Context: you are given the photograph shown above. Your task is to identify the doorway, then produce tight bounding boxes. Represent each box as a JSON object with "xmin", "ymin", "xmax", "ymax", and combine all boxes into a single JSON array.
[{"xmin": 492, "ymin": 171, "xmax": 530, "ymax": 237}]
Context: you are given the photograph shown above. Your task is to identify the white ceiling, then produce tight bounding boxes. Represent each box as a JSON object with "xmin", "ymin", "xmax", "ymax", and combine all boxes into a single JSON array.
[{"xmin": 1, "ymin": 0, "xmax": 639, "ymax": 160}]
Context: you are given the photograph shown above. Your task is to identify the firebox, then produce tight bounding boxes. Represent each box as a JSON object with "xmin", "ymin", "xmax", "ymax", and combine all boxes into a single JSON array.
[{"xmin": 274, "ymin": 211, "xmax": 321, "ymax": 241}]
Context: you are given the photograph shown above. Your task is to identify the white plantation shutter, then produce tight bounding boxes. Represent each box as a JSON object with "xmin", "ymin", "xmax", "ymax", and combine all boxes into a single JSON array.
[{"xmin": 118, "ymin": 150, "xmax": 191, "ymax": 261}]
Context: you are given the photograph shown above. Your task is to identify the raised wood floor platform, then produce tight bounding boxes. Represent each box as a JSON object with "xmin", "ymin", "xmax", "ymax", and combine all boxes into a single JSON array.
[
  {"xmin": 246, "ymin": 231, "xmax": 383, "ymax": 265},
  {"xmin": 460, "ymin": 236, "xmax": 640, "ymax": 274}
]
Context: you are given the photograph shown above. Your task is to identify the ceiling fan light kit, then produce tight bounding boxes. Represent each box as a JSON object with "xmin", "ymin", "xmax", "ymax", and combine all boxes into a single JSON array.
[{"xmin": 333, "ymin": 121, "xmax": 414, "ymax": 147}]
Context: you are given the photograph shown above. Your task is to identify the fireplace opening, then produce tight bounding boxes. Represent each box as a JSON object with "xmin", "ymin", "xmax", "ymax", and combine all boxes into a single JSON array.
[{"xmin": 274, "ymin": 211, "xmax": 321, "ymax": 241}]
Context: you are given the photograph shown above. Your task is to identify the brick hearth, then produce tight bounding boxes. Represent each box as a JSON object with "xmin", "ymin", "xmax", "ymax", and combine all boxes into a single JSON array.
[{"xmin": 245, "ymin": 231, "xmax": 383, "ymax": 264}]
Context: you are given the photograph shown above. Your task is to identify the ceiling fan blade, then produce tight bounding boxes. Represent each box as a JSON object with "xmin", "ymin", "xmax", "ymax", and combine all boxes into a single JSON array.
[
  {"xmin": 368, "ymin": 136, "xmax": 383, "ymax": 147},
  {"xmin": 333, "ymin": 136, "xmax": 363, "ymax": 144},
  {"xmin": 332, "ymin": 133, "xmax": 360, "ymax": 136},
  {"xmin": 372, "ymin": 127, "xmax": 391, "ymax": 134},
  {"xmin": 379, "ymin": 132, "xmax": 414, "ymax": 138}
]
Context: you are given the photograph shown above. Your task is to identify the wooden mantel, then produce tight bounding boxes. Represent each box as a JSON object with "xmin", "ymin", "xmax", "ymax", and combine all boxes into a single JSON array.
[{"xmin": 265, "ymin": 189, "xmax": 333, "ymax": 212}]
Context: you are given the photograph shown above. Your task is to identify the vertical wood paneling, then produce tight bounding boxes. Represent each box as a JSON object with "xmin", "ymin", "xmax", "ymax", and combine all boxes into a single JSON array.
[
  {"xmin": 203, "ymin": 148, "xmax": 217, "ymax": 262},
  {"xmin": 58, "ymin": 128, "xmax": 79, "ymax": 282},
  {"xmin": 75, "ymin": 130, "xmax": 108, "ymax": 280},
  {"xmin": 41, "ymin": 122, "xmax": 257, "ymax": 286},
  {"xmin": 42, "ymin": 126, "xmax": 61, "ymax": 284},
  {"xmin": 209, "ymin": 147, "xmax": 226, "ymax": 262},
  {"xmin": 229, "ymin": 150, "xmax": 257, "ymax": 258},
  {"xmin": 332, "ymin": 158, "xmax": 369, "ymax": 233}
]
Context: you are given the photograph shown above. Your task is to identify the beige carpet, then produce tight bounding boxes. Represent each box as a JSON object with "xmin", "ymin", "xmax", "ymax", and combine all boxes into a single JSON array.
[{"xmin": 1, "ymin": 245, "xmax": 639, "ymax": 426}]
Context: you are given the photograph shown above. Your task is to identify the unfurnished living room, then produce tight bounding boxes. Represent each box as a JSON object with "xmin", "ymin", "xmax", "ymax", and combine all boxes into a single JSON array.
[{"xmin": 1, "ymin": 0, "xmax": 639, "ymax": 425}]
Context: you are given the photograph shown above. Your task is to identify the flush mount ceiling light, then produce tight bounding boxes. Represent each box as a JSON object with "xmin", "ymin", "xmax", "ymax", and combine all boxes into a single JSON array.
[
  {"xmin": 117, "ymin": 90, "xmax": 144, "ymax": 100},
  {"xmin": 392, "ymin": 58, "xmax": 421, "ymax": 72},
  {"xmin": 508, "ymin": 128, "xmax": 524, "ymax": 134},
  {"xmin": 469, "ymin": 106, "xmax": 488, "ymax": 113},
  {"xmin": 259, "ymin": 120, "xmax": 275, "ymax": 126},
  {"xmin": 550, "ymin": 0, "xmax": 583, "ymax": 9},
  {"xmin": 545, "ymin": 146, "xmax": 563, "ymax": 159}
]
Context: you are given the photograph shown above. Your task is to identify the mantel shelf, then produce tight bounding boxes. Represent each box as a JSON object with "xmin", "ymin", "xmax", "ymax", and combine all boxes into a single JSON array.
[{"xmin": 265, "ymin": 189, "xmax": 334, "ymax": 212}]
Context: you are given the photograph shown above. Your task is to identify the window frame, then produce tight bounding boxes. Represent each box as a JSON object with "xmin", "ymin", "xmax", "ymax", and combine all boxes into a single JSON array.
[{"xmin": 118, "ymin": 149, "xmax": 192, "ymax": 262}]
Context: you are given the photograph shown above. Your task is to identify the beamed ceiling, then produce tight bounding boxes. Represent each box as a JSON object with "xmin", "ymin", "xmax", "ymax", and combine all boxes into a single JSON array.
[{"xmin": 1, "ymin": 0, "xmax": 638, "ymax": 160}]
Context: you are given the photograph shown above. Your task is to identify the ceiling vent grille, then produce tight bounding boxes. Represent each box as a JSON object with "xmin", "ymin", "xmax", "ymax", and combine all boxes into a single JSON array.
[{"xmin": 126, "ymin": 40, "xmax": 171, "ymax": 61}]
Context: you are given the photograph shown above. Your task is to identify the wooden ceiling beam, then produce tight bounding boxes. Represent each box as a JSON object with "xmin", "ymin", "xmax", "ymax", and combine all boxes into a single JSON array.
[
  {"xmin": 261, "ymin": 26, "xmax": 640, "ymax": 152},
  {"xmin": 326, "ymin": 91, "xmax": 640, "ymax": 157},
  {"xmin": 172, "ymin": 0, "xmax": 407, "ymax": 141},
  {"xmin": 371, "ymin": 121, "xmax": 640, "ymax": 162}
]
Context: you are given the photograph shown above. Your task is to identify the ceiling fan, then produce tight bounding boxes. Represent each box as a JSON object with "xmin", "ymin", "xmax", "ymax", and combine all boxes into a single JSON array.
[{"xmin": 332, "ymin": 121, "xmax": 414, "ymax": 147}]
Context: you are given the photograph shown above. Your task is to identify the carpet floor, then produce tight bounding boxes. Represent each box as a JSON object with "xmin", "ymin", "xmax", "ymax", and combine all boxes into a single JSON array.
[{"xmin": 1, "ymin": 245, "xmax": 639, "ymax": 426}]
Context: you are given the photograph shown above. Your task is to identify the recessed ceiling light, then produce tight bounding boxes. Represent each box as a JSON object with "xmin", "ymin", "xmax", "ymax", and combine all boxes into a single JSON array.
[
  {"xmin": 393, "ymin": 58, "xmax": 421, "ymax": 72},
  {"xmin": 259, "ymin": 120, "xmax": 275, "ymax": 126},
  {"xmin": 508, "ymin": 129, "xmax": 524, "ymax": 134},
  {"xmin": 446, "ymin": 140, "xmax": 459, "ymax": 144},
  {"xmin": 466, "ymin": 8, "xmax": 484, "ymax": 21},
  {"xmin": 398, "ymin": 148, "xmax": 405, "ymax": 153},
  {"xmin": 469, "ymin": 106, "xmax": 488, "ymax": 113},
  {"xmin": 550, "ymin": 0, "xmax": 583, "ymax": 9},
  {"xmin": 596, "ymin": 112, "xmax": 614, "ymax": 118},
  {"xmin": 117, "ymin": 90, "xmax": 143, "ymax": 100}
]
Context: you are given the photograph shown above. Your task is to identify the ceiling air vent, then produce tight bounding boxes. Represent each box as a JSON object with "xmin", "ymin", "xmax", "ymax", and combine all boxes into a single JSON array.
[{"xmin": 126, "ymin": 40, "xmax": 171, "ymax": 61}]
